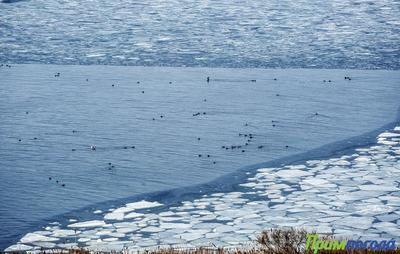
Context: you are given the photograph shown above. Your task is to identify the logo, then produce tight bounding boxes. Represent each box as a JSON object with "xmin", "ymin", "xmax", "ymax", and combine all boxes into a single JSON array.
[{"xmin": 306, "ymin": 234, "xmax": 397, "ymax": 254}]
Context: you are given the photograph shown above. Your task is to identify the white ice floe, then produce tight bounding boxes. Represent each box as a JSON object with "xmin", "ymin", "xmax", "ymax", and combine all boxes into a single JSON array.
[
  {"xmin": 378, "ymin": 132, "xmax": 400, "ymax": 138},
  {"xmin": 274, "ymin": 169, "xmax": 313, "ymax": 178},
  {"xmin": 5, "ymin": 244, "xmax": 33, "ymax": 251},
  {"xmin": 358, "ymin": 184, "xmax": 398, "ymax": 192},
  {"xmin": 20, "ymin": 233, "xmax": 58, "ymax": 243},
  {"xmin": 126, "ymin": 200, "xmax": 163, "ymax": 209},
  {"xmin": 68, "ymin": 220, "xmax": 106, "ymax": 228},
  {"xmin": 301, "ymin": 178, "xmax": 330, "ymax": 186}
]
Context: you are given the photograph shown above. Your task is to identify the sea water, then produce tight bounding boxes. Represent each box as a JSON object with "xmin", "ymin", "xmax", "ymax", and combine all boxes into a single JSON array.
[{"xmin": 0, "ymin": 65, "xmax": 399, "ymax": 249}]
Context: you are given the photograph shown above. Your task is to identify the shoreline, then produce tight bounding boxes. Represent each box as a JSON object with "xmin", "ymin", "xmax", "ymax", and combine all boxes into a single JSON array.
[{"xmin": 5, "ymin": 114, "xmax": 400, "ymax": 251}]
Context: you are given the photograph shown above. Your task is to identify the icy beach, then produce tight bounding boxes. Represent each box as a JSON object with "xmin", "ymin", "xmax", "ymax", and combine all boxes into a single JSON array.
[{"xmin": 1, "ymin": 65, "xmax": 400, "ymax": 250}]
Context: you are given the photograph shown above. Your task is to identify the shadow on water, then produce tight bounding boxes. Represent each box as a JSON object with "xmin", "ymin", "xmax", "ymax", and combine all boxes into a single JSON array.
[{"xmin": 1, "ymin": 0, "xmax": 28, "ymax": 3}]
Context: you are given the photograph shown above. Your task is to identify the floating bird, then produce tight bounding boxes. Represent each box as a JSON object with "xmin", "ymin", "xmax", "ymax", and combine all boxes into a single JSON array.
[
  {"xmin": 90, "ymin": 145, "xmax": 96, "ymax": 151},
  {"xmin": 206, "ymin": 77, "xmax": 210, "ymax": 83}
]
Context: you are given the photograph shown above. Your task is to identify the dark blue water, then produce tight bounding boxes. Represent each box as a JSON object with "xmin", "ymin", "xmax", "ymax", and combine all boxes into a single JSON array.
[
  {"xmin": 0, "ymin": 65, "xmax": 400, "ymax": 249},
  {"xmin": 0, "ymin": 0, "xmax": 399, "ymax": 69}
]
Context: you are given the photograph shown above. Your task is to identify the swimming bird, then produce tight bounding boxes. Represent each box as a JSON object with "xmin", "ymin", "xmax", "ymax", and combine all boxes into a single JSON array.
[
  {"xmin": 206, "ymin": 77, "xmax": 210, "ymax": 83},
  {"xmin": 90, "ymin": 145, "xmax": 96, "ymax": 151}
]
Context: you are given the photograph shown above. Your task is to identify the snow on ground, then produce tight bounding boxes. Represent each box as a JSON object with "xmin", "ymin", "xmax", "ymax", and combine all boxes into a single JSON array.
[{"xmin": 6, "ymin": 126, "xmax": 400, "ymax": 252}]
